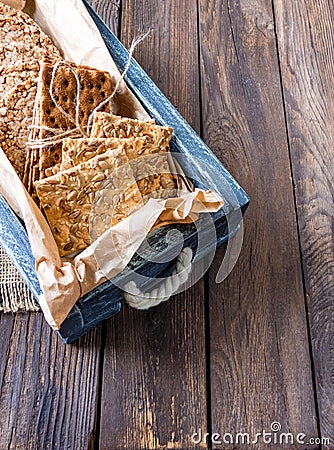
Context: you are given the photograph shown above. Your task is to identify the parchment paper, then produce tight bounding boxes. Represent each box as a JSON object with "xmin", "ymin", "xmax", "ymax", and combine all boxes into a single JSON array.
[{"xmin": 0, "ymin": 0, "xmax": 224, "ymax": 329}]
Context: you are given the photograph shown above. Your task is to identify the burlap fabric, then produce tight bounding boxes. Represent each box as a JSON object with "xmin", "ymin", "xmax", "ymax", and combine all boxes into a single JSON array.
[{"xmin": 0, "ymin": 245, "xmax": 39, "ymax": 312}]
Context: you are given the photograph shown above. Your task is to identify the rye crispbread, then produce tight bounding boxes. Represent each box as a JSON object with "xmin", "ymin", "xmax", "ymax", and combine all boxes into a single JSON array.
[{"xmin": 32, "ymin": 57, "xmax": 118, "ymax": 182}]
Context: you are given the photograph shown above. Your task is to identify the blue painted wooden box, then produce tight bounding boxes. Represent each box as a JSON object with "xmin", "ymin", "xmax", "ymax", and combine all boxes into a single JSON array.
[{"xmin": 0, "ymin": 3, "xmax": 249, "ymax": 343}]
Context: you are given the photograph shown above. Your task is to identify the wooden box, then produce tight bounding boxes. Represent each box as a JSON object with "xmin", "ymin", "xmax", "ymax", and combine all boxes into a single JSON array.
[{"xmin": 0, "ymin": 2, "xmax": 249, "ymax": 343}]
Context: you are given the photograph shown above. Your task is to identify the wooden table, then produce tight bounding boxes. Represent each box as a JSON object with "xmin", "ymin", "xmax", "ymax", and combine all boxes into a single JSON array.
[{"xmin": 0, "ymin": 0, "xmax": 333, "ymax": 449}]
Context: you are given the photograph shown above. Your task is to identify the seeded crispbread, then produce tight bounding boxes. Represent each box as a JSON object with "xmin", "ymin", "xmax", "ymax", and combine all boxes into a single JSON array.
[
  {"xmin": 61, "ymin": 137, "xmax": 128, "ymax": 170},
  {"xmin": 134, "ymin": 153, "xmax": 177, "ymax": 199},
  {"xmin": 0, "ymin": 78, "xmax": 37, "ymax": 178},
  {"xmin": 34, "ymin": 149, "xmax": 142, "ymax": 256},
  {"xmin": 89, "ymin": 113, "xmax": 176, "ymax": 197},
  {"xmin": 90, "ymin": 113, "xmax": 171, "ymax": 145},
  {"xmin": 60, "ymin": 136, "xmax": 164, "ymax": 169},
  {"xmin": 0, "ymin": 4, "xmax": 60, "ymax": 184},
  {"xmin": 33, "ymin": 57, "xmax": 118, "ymax": 181},
  {"xmin": 61, "ymin": 135, "xmax": 177, "ymax": 197},
  {"xmin": 0, "ymin": 3, "xmax": 61, "ymax": 72},
  {"xmin": 0, "ymin": 60, "xmax": 39, "ymax": 190}
]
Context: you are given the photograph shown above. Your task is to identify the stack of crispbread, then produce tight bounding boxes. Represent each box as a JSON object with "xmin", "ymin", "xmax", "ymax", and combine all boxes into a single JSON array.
[
  {"xmin": 34, "ymin": 112, "xmax": 177, "ymax": 256},
  {"xmin": 0, "ymin": 3, "xmax": 61, "ymax": 178},
  {"xmin": 0, "ymin": 3, "xmax": 178, "ymax": 259},
  {"xmin": 35, "ymin": 148, "xmax": 143, "ymax": 255},
  {"xmin": 24, "ymin": 55, "xmax": 119, "ymax": 200}
]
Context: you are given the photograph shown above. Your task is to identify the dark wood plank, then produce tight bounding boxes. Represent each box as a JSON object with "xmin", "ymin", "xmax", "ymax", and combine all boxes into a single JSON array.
[
  {"xmin": 88, "ymin": 0, "xmax": 121, "ymax": 36},
  {"xmin": 0, "ymin": 312, "xmax": 102, "ymax": 449},
  {"xmin": 100, "ymin": 295, "xmax": 207, "ymax": 450},
  {"xmin": 273, "ymin": 0, "xmax": 334, "ymax": 447},
  {"xmin": 99, "ymin": 1, "xmax": 209, "ymax": 449},
  {"xmin": 199, "ymin": 0, "xmax": 319, "ymax": 447}
]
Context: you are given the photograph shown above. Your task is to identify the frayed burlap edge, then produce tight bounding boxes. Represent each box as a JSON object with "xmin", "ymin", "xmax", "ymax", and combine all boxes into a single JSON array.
[
  {"xmin": 0, "ymin": 246, "xmax": 39, "ymax": 313},
  {"xmin": 0, "ymin": 281, "xmax": 39, "ymax": 312}
]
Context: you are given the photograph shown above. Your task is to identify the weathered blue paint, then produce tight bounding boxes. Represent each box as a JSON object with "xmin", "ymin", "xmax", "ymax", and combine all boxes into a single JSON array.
[
  {"xmin": 0, "ymin": 3, "xmax": 249, "ymax": 343},
  {"xmin": 0, "ymin": 195, "xmax": 41, "ymax": 299}
]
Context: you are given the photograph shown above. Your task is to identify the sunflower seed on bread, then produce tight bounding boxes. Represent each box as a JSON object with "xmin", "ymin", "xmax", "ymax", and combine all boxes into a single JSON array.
[
  {"xmin": 90, "ymin": 112, "xmax": 171, "ymax": 145},
  {"xmin": 34, "ymin": 148, "xmax": 142, "ymax": 256}
]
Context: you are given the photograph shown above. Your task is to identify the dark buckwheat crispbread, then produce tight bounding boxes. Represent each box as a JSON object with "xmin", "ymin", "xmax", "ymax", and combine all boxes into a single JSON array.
[{"xmin": 32, "ymin": 57, "xmax": 118, "ymax": 182}]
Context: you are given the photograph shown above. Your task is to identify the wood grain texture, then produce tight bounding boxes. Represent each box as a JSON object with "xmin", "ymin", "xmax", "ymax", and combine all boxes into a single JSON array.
[
  {"xmin": 273, "ymin": 0, "xmax": 334, "ymax": 446},
  {"xmin": 199, "ymin": 0, "xmax": 319, "ymax": 447},
  {"xmin": 99, "ymin": 1, "xmax": 208, "ymax": 449},
  {"xmin": 87, "ymin": 0, "xmax": 121, "ymax": 35},
  {"xmin": 0, "ymin": 312, "xmax": 102, "ymax": 450},
  {"xmin": 100, "ymin": 293, "xmax": 207, "ymax": 450}
]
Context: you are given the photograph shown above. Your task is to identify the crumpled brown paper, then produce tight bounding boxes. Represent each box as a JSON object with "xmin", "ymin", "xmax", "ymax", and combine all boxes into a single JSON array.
[{"xmin": 0, "ymin": 0, "xmax": 224, "ymax": 329}]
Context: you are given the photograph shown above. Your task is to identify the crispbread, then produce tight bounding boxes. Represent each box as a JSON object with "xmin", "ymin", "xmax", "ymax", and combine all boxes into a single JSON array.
[
  {"xmin": 0, "ymin": 78, "xmax": 37, "ymax": 178},
  {"xmin": 24, "ymin": 63, "xmax": 45, "ymax": 196},
  {"xmin": 89, "ymin": 113, "xmax": 176, "ymax": 197},
  {"xmin": 61, "ymin": 137, "xmax": 128, "ymax": 170},
  {"xmin": 34, "ymin": 149, "xmax": 142, "ymax": 256},
  {"xmin": 61, "ymin": 135, "xmax": 177, "ymax": 198},
  {"xmin": 61, "ymin": 136, "xmax": 161, "ymax": 169},
  {"xmin": 34, "ymin": 57, "xmax": 117, "ymax": 180},
  {"xmin": 90, "ymin": 113, "xmax": 171, "ymax": 146},
  {"xmin": 134, "ymin": 153, "xmax": 177, "ymax": 198},
  {"xmin": 0, "ymin": 59, "xmax": 40, "ymax": 100},
  {"xmin": 2, "ymin": 61, "xmax": 40, "ymax": 188},
  {"xmin": 0, "ymin": 4, "xmax": 60, "ymax": 186},
  {"xmin": 0, "ymin": 4, "xmax": 61, "ymax": 71}
]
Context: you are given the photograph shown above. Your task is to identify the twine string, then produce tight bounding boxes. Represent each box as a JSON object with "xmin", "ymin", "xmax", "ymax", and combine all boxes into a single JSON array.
[
  {"xmin": 86, "ymin": 31, "xmax": 150, "ymax": 132},
  {"xmin": 27, "ymin": 32, "xmax": 150, "ymax": 150},
  {"xmin": 27, "ymin": 127, "xmax": 83, "ymax": 149},
  {"xmin": 49, "ymin": 60, "xmax": 88, "ymax": 137}
]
